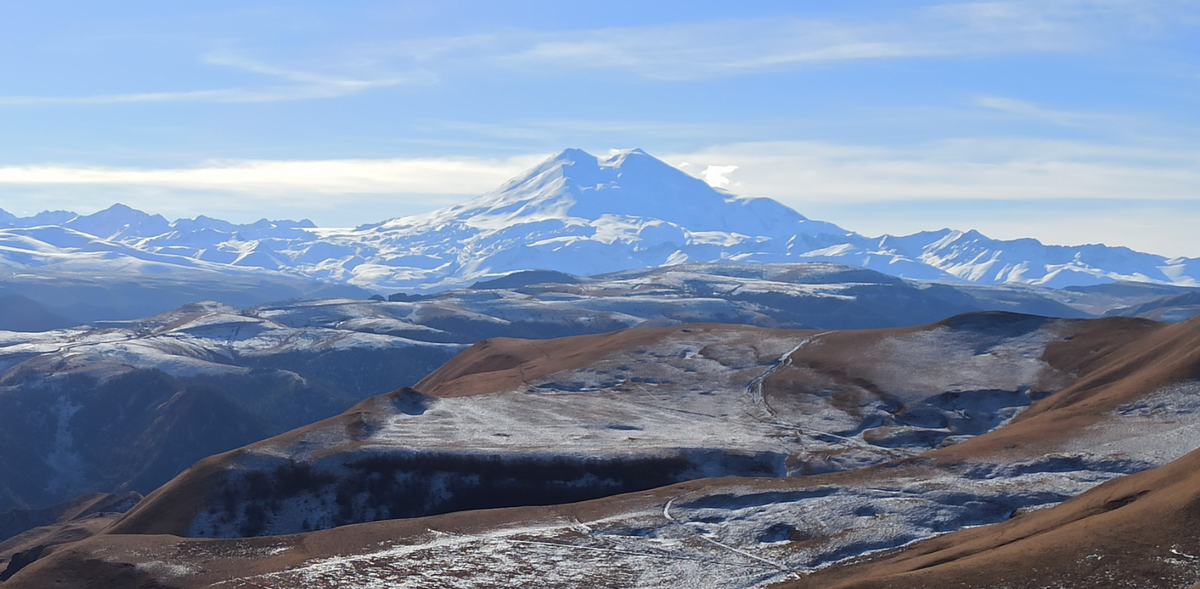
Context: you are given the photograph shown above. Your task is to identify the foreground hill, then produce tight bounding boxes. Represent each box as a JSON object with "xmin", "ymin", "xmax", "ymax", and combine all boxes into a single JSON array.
[
  {"xmin": 7, "ymin": 313, "xmax": 1200, "ymax": 587},
  {"xmin": 108, "ymin": 312, "xmax": 1095, "ymax": 539},
  {"xmin": 2, "ymin": 150, "xmax": 1197, "ymax": 295}
]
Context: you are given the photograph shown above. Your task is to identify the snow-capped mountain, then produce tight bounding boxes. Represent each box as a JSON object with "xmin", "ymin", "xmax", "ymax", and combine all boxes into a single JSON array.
[{"xmin": 1, "ymin": 148, "xmax": 1196, "ymax": 292}]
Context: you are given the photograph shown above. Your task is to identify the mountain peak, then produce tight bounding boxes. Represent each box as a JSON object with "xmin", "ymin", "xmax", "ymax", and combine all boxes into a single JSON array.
[
  {"xmin": 545, "ymin": 147, "xmax": 657, "ymax": 170},
  {"xmin": 102, "ymin": 203, "xmax": 142, "ymax": 214},
  {"xmin": 551, "ymin": 147, "xmax": 594, "ymax": 162},
  {"xmin": 471, "ymin": 148, "xmax": 732, "ymax": 223},
  {"xmin": 65, "ymin": 203, "xmax": 169, "ymax": 240},
  {"xmin": 418, "ymin": 147, "xmax": 823, "ymax": 249}
]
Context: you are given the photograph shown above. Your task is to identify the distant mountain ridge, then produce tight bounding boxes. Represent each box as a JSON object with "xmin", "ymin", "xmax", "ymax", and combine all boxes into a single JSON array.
[{"xmin": 2, "ymin": 148, "xmax": 1196, "ymax": 292}]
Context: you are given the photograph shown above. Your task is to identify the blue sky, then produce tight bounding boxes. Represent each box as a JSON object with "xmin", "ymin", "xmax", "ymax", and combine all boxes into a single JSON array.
[{"xmin": 1, "ymin": 0, "xmax": 1198, "ymax": 256}]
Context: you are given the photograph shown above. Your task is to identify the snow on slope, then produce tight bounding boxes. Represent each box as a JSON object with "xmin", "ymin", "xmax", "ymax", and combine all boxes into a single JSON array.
[
  {"xmin": 152, "ymin": 316, "xmax": 1082, "ymax": 539},
  {"xmin": 0, "ymin": 301, "xmax": 462, "ymax": 382},
  {"xmin": 0, "ymin": 300, "xmax": 468, "ymax": 513},
  {"xmin": 1, "ymin": 149, "xmax": 1196, "ymax": 291}
]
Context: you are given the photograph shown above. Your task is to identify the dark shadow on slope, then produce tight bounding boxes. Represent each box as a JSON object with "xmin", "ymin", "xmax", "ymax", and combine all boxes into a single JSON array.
[{"xmin": 195, "ymin": 449, "xmax": 788, "ymax": 538}]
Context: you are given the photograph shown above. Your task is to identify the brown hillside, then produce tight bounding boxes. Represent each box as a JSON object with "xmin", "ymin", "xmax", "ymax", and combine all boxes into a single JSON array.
[
  {"xmin": 927, "ymin": 313, "xmax": 1200, "ymax": 462},
  {"xmin": 779, "ymin": 442, "xmax": 1200, "ymax": 589},
  {"xmin": 413, "ymin": 324, "xmax": 787, "ymax": 397}
]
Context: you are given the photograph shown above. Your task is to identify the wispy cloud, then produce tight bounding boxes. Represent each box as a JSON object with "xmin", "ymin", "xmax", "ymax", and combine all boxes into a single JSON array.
[
  {"xmin": 0, "ymin": 153, "xmax": 547, "ymax": 226},
  {"xmin": 225, "ymin": 0, "xmax": 1186, "ymax": 87},
  {"xmin": 2, "ymin": 0, "xmax": 1188, "ymax": 106},
  {"xmin": 483, "ymin": 0, "xmax": 1163, "ymax": 80},
  {"xmin": 666, "ymin": 138, "xmax": 1200, "ymax": 203},
  {"xmin": 5, "ymin": 136, "xmax": 1197, "ymax": 210},
  {"xmin": 0, "ymin": 52, "xmax": 419, "ymax": 106},
  {"xmin": 0, "ymin": 154, "xmax": 543, "ymax": 195},
  {"xmin": 422, "ymin": 118, "xmax": 779, "ymax": 145},
  {"xmin": 202, "ymin": 52, "xmax": 416, "ymax": 92},
  {"xmin": 0, "ymin": 90, "xmax": 246, "ymax": 106},
  {"xmin": 494, "ymin": 22, "xmax": 929, "ymax": 80},
  {"xmin": 973, "ymin": 95, "xmax": 1110, "ymax": 127}
]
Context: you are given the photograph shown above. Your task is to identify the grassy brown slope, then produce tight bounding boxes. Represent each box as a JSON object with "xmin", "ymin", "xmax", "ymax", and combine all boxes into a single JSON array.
[
  {"xmin": 927, "ymin": 313, "xmax": 1200, "ymax": 462},
  {"xmin": 0, "ymin": 515, "xmax": 122, "ymax": 570},
  {"xmin": 413, "ymin": 324, "xmax": 795, "ymax": 397},
  {"xmin": 103, "ymin": 454, "xmax": 238, "ymax": 537},
  {"xmin": 779, "ymin": 444, "xmax": 1200, "ymax": 589},
  {"xmin": 773, "ymin": 314, "xmax": 1200, "ymax": 589}
]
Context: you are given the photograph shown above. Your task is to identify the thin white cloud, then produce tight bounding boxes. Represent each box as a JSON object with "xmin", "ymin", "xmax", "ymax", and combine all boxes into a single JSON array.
[
  {"xmin": 0, "ymin": 155, "xmax": 544, "ymax": 195},
  {"xmin": 972, "ymin": 94, "xmax": 1186, "ymax": 140},
  {"xmin": 0, "ymin": 154, "xmax": 548, "ymax": 226},
  {"xmin": 2, "ymin": 0, "xmax": 1187, "ymax": 106},
  {"xmin": 0, "ymin": 90, "xmax": 242, "ymax": 106},
  {"xmin": 494, "ymin": 20, "xmax": 937, "ymax": 80},
  {"xmin": 423, "ymin": 118, "xmax": 774, "ymax": 144},
  {"xmin": 5, "ymin": 138, "xmax": 1197, "ymax": 212},
  {"xmin": 0, "ymin": 88, "xmax": 364, "ymax": 105},
  {"xmin": 300, "ymin": 0, "xmax": 1191, "ymax": 85},
  {"xmin": 666, "ymin": 139, "xmax": 1200, "ymax": 203},
  {"xmin": 202, "ymin": 53, "xmax": 417, "ymax": 91},
  {"xmin": 975, "ymin": 96, "xmax": 1082, "ymax": 126},
  {"xmin": 485, "ymin": 0, "xmax": 1164, "ymax": 80},
  {"xmin": 0, "ymin": 52, "xmax": 417, "ymax": 106}
]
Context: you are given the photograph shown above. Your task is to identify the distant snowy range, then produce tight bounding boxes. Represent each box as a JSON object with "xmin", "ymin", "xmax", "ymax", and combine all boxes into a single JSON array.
[{"xmin": 2, "ymin": 148, "xmax": 1197, "ymax": 325}]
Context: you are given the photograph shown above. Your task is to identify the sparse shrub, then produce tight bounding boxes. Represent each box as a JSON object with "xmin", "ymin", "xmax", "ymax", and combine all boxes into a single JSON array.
[
  {"xmin": 240, "ymin": 503, "xmax": 267, "ymax": 537},
  {"xmin": 273, "ymin": 461, "xmax": 334, "ymax": 498}
]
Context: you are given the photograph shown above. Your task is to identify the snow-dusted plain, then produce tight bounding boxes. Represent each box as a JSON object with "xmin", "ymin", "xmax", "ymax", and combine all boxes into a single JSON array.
[{"xmin": 2, "ymin": 149, "xmax": 1197, "ymax": 297}]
